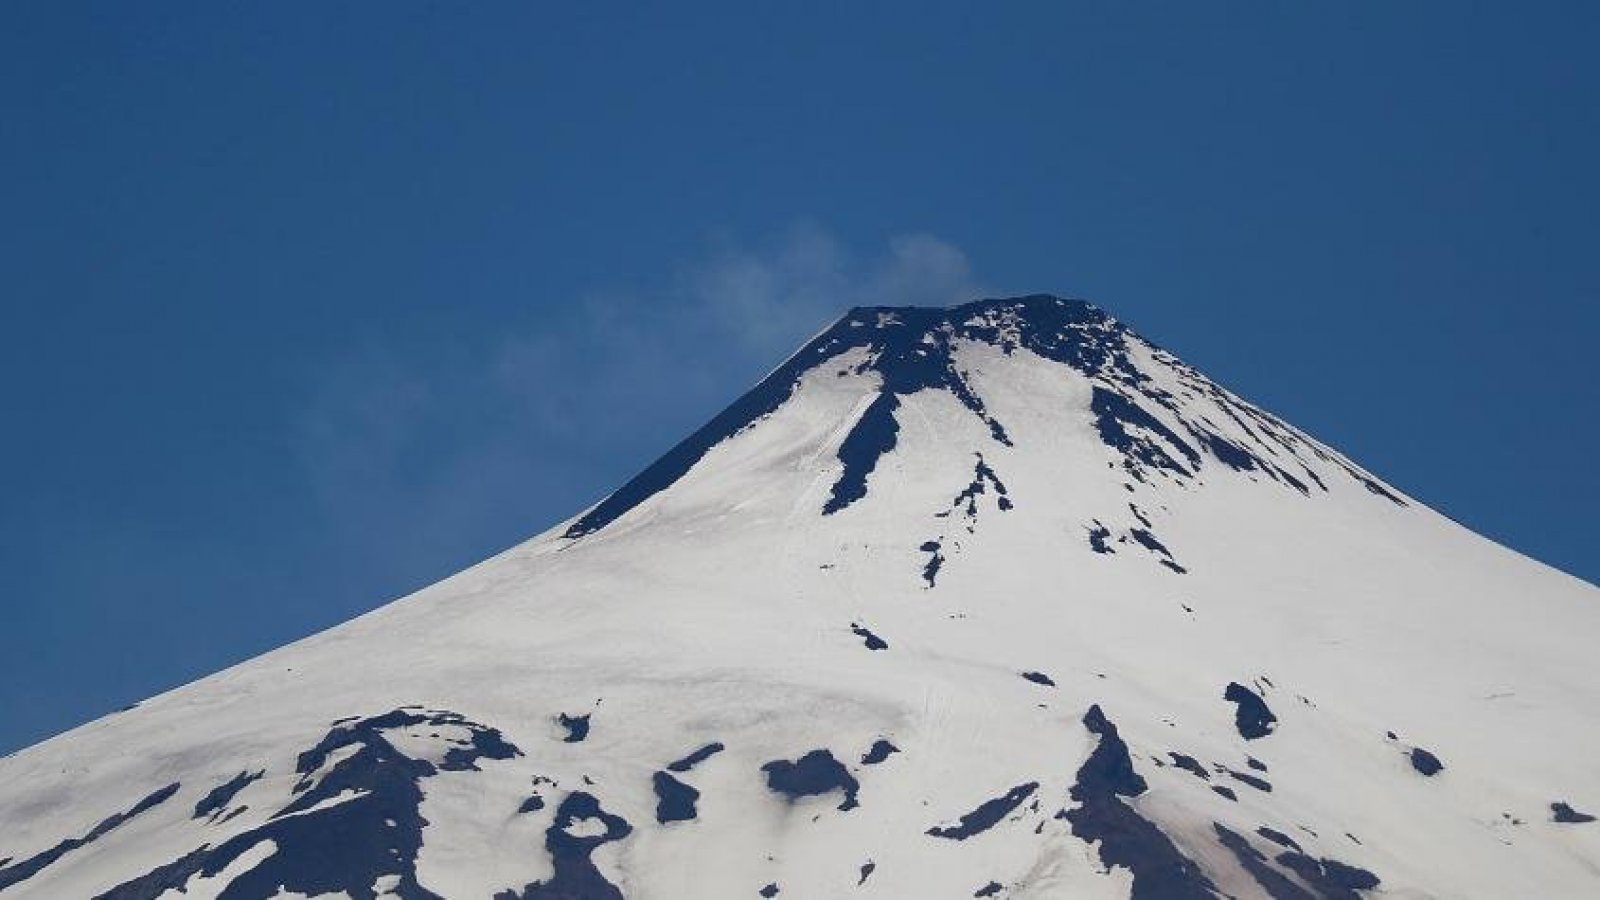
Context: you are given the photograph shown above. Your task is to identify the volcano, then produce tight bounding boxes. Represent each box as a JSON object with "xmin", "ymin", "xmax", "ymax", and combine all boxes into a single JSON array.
[{"xmin": 2, "ymin": 295, "xmax": 1596, "ymax": 899}]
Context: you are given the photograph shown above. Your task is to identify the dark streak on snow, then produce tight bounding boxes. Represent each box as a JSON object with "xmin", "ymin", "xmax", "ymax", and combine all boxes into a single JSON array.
[
  {"xmin": 1020, "ymin": 671, "xmax": 1056, "ymax": 687},
  {"xmin": 920, "ymin": 541, "xmax": 945, "ymax": 587},
  {"xmin": 1091, "ymin": 387, "xmax": 1198, "ymax": 478},
  {"xmin": 1128, "ymin": 529, "xmax": 1172, "ymax": 558},
  {"xmin": 950, "ymin": 454, "xmax": 1010, "ymax": 520},
  {"xmin": 826, "ymin": 392, "xmax": 904, "ymax": 515},
  {"xmin": 927, "ymin": 783, "xmax": 1039, "ymax": 840},
  {"xmin": 1059, "ymin": 705, "xmax": 1216, "ymax": 899},
  {"xmin": 1167, "ymin": 753, "xmax": 1209, "ymax": 781},
  {"xmin": 668, "ymin": 742, "xmax": 725, "ymax": 773},
  {"xmin": 563, "ymin": 295, "xmax": 1402, "ymax": 539},
  {"xmin": 1256, "ymin": 827, "xmax": 1302, "ymax": 852},
  {"xmin": 0, "ymin": 782, "xmax": 180, "ymax": 892},
  {"xmin": 193, "ymin": 770, "xmax": 263, "ymax": 820},
  {"xmin": 1552, "ymin": 802, "xmax": 1596, "ymax": 823},
  {"xmin": 851, "ymin": 623, "xmax": 889, "ymax": 651},
  {"xmin": 1223, "ymin": 767, "xmax": 1273, "ymax": 793},
  {"xmin": 1129, "ymin": 529, "xmax": 1186, "ymax": 573},
  {"xmin": 96, "ymin": 849, "xmax": 210, "ymax": 900},
  {"xmin": 1088, "ymin": 523, "xmax": 1114, "ymax": 554},
  {"xmin": 1273, "ymin": 849, "xmax": 1381, "ymax": 899},
  {"xmin": 922, "ymin": 455, "xmax": 1010, "ymax": 584},
  {"xmin": 1213, "ymin": 824, "xmax": 1313, "ymax": 900}
]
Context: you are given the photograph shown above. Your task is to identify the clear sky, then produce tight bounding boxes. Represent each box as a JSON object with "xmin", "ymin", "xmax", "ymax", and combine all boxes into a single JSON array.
[{"xmin": 2, "ymin": 3, "xmax": 1595, "ymax": 753}]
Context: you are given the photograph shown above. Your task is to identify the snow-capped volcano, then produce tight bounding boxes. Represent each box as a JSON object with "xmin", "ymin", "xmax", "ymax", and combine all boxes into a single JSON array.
[{"xmin": 2, "ymin": 295, "xmax": 1596, "ymax": 899}]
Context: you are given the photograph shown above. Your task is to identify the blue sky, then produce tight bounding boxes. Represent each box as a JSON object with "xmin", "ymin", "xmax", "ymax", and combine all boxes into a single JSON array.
[{"xmin": 2, "ymin": 3, "xmax": 1595, "ymax": 753}]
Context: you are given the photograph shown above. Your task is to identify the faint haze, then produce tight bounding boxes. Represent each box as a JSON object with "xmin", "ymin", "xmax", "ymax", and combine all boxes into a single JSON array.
[{"xmin": 292, "ymin": 227, "xmax": 983, "ymax": 578}]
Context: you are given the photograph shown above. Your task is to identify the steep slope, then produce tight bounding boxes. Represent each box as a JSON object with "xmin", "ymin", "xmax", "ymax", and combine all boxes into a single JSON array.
[{"xmin": 2, "ymin": 295, "xmax": 1596, "ymax": 899}]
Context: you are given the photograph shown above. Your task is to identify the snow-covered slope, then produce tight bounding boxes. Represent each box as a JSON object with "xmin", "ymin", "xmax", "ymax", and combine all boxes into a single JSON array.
[{"xmin": 2, "ymin": 295, "xmax": 1596, "ymax": 900}]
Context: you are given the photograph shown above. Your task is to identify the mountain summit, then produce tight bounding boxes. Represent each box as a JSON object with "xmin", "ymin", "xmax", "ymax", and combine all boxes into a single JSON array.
[
  {"xmin": 2, "ymin": 295, "xmax": 1596, "ymax": 899},
  {"xmin": 568, "ymin": 295, "xmax": 1400, "ymax": 543}
]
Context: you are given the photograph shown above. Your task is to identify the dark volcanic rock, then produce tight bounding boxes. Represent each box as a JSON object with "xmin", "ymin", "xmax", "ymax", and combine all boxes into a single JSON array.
[
  {"xmin": 1166, "ymin": 752, "xmax": 1209, "ymax": 781},
  {"xmin": 861, "ymin": 739, "xmax": 899, "ymax": 765},
  {"xmin": 1256, "ymin": 826, "xmax": 1302, "ymax": 852},
  {"xmin": 557, "ymin": 713, "xmax": 590, "ymax": 743},
  {"xmin": 668, "ymin": 742, "xmax": 725, "ymax": 773},
  {"xmin": 98, "ymin": 708, "xmax": 519, "ymax": 900},
  {"xmin": 192, "ymin": 770, "xmax": 263, "ymax": 820},
  {"xmin": 499, "ymin": 791, "xmax": 633, "ymax": 900},
  {"xmin": 1409, "ymin": 747, "xmax": 1444, "ymax": 777},
  {"xmin": 1223, "ymin": 767, "xmax": 1273, "ymax": 793},
  {"xmin": 851, "ymin": 623, "xmax": 889, "ymax": 651},
  {"xmin": 1213, "ymin": 824, "xmax": 1313, "ymax": 900},
  {"xmin": 1273, "ymin": 849, "xmax": 1381, "ymax": 899},
  {"xmin": 653, "ymin": 771, "xmax": 700, "ymax": 824},
  {"xmin": 1, "ymin": 782, "xmax": 180, "ymax": 892},
  {"xmin": 1552, "ymin": 801, "xmax": 1596, "ymax": 824},
  {"xmin": 563, "ymin": 296, "xmax": 1399, "ymax": 539},
  {"xmin": 1059, "ymin": 705, "xmax": 1216, "ymax": 899},
  {"xmin": 761, "ymin": 749, "xmax": 860, "ymax": 811},
  {"xmin": 1224, "ymin": 682, "xmax": 1277, "ymax": 739},
  {"xmin": 926, "ymin": 783, "xmax": 1039, "ymax": 840}
]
